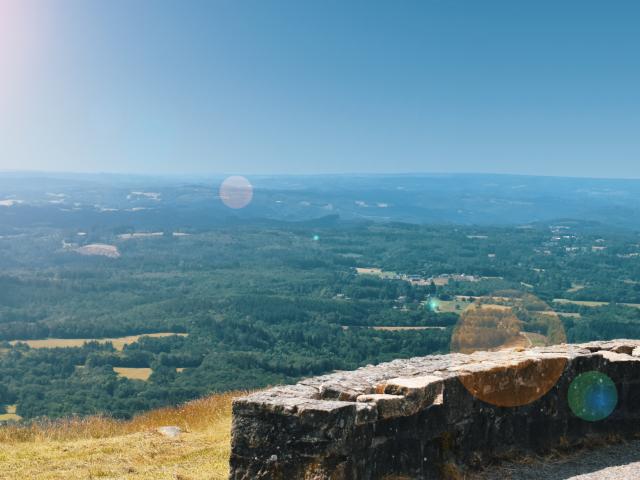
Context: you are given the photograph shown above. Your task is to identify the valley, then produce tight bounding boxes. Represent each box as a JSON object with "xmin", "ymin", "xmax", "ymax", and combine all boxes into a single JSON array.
[{"xmin": 1, "ymin": 174, "xmax": 640, "ymax": 422}]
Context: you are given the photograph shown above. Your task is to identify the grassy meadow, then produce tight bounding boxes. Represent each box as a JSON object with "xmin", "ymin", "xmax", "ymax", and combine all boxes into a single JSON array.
[
  {"xmin": 0, "ymin": 392, "xmax": 238, "ymax": 480},
  {"xmin": 113, "ymin": 367, "xmax": 154, "ymax": 381},
  {"xmin": 9, "ymin": 333, "xmax": 188, "ymax": 351}
]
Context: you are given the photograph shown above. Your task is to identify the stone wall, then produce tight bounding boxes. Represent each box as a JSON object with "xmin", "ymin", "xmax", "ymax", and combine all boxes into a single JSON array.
[{"xmin": 229, "ymin": 340, "xmax": 640, "ymax": 479}]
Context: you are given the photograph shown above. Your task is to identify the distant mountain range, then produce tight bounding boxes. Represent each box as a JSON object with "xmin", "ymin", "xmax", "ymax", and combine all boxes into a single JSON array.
[{"xmin": 1, "ymin": 173, "xmax": 639, "ymax": 231}]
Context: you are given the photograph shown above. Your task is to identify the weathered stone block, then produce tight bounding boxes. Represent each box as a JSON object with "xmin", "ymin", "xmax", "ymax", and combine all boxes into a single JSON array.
[
  {"xmin": 356, "ymin": 393, "xmax": 407, "ymax": 419},
  {"xmin": 229, "ymin": 340, "xmax": 640, "ymax": 480}
]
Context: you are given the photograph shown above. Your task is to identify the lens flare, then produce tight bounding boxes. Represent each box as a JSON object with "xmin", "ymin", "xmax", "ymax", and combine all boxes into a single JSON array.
[
  {"xmin": 568, "ymin": 371, "xmax": 617, "ymax": 422},
  {"xmin": 427, "ymin": 298, "xmax": 440, "ymax": 312},
  {"xmin": 219, "ymin": 176, "xmax": 253, "ymax": 209},
  {"xmin": 450, "ymin": 291, "xmax": 567, "ymax": 407},
  {"xmin": 0, "ymin": 1, "xmax": 47, "ymax": 108}
]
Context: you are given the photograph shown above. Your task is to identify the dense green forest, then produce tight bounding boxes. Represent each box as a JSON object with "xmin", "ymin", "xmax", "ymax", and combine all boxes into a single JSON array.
[{"xmin": 1, "ymin": 219, "xmax": 639, "ymax": 420}]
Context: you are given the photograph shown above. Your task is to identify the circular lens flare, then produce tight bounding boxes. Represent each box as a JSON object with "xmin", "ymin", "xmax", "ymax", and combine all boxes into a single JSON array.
[
  {"xmin": 427, "ymin": 298, "xmax": 440, "ymax": 312},
  {"xmin": 219, "ymin": 176, "xmax": 253, "ymax": 209},
  {"xmin": 451, "ymin": 291, "xmax": 567, "ymax": 407},
  {"xmin": 569, "ymin": 371, "xmax": 617, "ymax": 422}
]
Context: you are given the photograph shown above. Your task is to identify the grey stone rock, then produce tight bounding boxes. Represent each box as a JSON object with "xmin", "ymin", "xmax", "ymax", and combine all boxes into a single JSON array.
[
  {"xmin": 156, "ymin": 426, "xmax": 181, "ymax": 438},
  {"xmin": 229, "ymin": 340, "xmax": 640, "ymax": 480}
]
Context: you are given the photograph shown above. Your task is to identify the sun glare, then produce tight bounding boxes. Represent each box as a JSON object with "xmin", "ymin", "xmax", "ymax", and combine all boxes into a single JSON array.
[{"xmin": 0, "ymin": 0, "xmax": 46, "ymax": 107}]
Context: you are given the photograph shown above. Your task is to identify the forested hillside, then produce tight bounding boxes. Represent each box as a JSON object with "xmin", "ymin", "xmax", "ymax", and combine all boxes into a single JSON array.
[{"xmin": 1, "ymin": 215, "xmax": 639, "ymax": 420}]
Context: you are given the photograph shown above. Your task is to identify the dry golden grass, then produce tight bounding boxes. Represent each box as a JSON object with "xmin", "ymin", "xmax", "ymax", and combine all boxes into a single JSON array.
[
  {"xmin": 10, "ymin": 333, "xmax": 188, "ymax": 351},
  {"xmin": 0, "ymin": 392, "xmax": 240, "ymax": 480},
  {"xmin": 114, "ymin": 367, "xmax": 153, "ymax": 381},
  {"xmin": 473, "ymin": 303, "xmax": 512, "ymax": 311},
  {"xmin": 0, "ymin": 405, "xmax": 21, "ymax": 422}
]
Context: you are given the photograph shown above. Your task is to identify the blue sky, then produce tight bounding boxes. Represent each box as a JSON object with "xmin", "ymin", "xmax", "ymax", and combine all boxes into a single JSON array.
[{"xmin": 1, "ymin": 0, "xmax": 639, "ymax": 177}]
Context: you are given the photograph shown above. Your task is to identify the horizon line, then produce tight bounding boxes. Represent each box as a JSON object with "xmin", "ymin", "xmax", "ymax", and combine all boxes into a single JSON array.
[{"xmin": 1, "ymin": 169, "xmax": 640, "ymax": 182}]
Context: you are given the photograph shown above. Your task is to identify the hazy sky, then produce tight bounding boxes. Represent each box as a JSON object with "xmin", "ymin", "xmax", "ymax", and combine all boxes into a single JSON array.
[{"xmin": 1, "ymin": 0, "xmax": 639, "ymax": 177}]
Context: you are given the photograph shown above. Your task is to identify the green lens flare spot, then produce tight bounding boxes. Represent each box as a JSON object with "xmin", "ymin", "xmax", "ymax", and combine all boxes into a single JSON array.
[{"xmin": 568, "ymin": 371, "xmax": 617, "ymax": 422}]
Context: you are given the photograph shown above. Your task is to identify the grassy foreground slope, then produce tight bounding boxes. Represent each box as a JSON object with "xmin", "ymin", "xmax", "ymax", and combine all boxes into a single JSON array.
[{"xmin": 0, "ymin": 393, "xmax": 236, "ymax": 480}]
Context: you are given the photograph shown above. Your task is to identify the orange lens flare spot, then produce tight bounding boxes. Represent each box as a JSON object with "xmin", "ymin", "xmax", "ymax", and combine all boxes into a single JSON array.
[{"xmin": 450, "ymin": 291, "xmax": 567, "ymax": 407}]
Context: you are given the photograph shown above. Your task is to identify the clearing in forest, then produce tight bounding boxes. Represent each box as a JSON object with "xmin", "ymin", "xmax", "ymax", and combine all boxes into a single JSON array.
[
  {"xmin": 113, "ymin": 368, "xmax": 153, "ymax": 381},
  {"xmin": 553, "ymin": 299, "xmax": 640, "ymax": 309},
  {"xmin": 74, "ymin": 244, "xmax": 121, "ymax": 258},
  {"xmin": 0, "ymin": 405, "xmax": 21, "ymax": 422},
  {"xmin": 369, "ymin": 326, "xmax": 446, "ymax": 331},
  {"xmin": 10, "ymin": 333, "xmax": 188, "ymax": 351}
]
